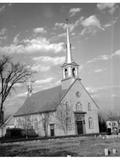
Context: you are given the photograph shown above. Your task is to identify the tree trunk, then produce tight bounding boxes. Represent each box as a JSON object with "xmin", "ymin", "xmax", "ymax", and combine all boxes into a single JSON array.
[{"xmin": 0, "ymin": 110, "xmax": 4, "ymax": 125}]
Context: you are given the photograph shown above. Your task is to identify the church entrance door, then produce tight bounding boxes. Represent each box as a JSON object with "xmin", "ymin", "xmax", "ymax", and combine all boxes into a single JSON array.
[{"xmin": 76, "ymin": 121, "xmax": 83, "ymax": 135}]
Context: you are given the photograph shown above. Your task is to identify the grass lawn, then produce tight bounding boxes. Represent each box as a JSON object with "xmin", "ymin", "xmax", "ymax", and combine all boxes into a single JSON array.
[{"xmin": 0, "ymin": 135, "xmax": 120, "ymax": 156}]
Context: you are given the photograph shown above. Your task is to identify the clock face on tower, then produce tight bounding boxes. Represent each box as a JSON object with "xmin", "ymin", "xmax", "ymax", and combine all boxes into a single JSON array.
[{"xmin": 75, "ymin": 91, "xmax": 81, "ymax": 98}]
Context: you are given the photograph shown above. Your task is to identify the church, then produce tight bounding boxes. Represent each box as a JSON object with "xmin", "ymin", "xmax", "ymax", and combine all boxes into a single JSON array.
[{"xmin": 13, "ymin": 22, "xmax": 99, "ymax": 137}]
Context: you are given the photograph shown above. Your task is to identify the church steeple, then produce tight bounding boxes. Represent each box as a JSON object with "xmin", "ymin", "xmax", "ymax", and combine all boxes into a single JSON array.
[
  {"xmin": 66, "ymin": 19, "xmax": 72, "ymax": 64},
  {"xmin": 61, "ymin": 19, "xmax": 80, "ymax": 90}
]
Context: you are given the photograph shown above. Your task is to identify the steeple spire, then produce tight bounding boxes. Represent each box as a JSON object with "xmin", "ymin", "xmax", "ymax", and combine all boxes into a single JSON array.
[
  {"xmin": 61, "ymin": 19, "xmax": 80, "ymax": 90},
  {"xmin": 66, "ymin": 19, "xmax": 72, "ymax": 64}
]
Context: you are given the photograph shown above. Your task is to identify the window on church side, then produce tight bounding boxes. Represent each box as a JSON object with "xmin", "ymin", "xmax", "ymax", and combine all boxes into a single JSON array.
[
  {"xmin": 76, "ymin": 102, "xmax": 82, "ymax": 111},
  {"xmin": 65, "ymin": 68, "xmax": 68, "ymax": 78},
  {"xmin": 88, "ymin": 102, "xmax": 92, "ymax": 111},
  {"xmin": 72, "ymin": 68, "xmax": 75, "ymax": 77},
  {"xmin": 88, "ymin": 117, "xmax": 94, "ymax": 129},
  {"xmin": 34, "ymin": 120, "xmax": 39, "ymax": 130}
]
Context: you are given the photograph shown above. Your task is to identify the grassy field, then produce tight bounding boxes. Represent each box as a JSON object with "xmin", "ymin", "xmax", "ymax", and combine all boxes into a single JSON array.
[{"xmin": 0, "ymin": 135, "xmax": 120, "ymax": 156}]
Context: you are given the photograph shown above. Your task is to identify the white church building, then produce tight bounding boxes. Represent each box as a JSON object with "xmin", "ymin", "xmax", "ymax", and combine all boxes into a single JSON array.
[{"xmin": 13, "ymin": 21, "xmax": 99, "ymax": 137}]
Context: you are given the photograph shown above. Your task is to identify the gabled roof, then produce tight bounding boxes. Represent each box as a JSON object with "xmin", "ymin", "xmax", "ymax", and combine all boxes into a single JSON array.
[{"xmin": 14, "ymin": 85, "xmax": 67, "ymax": 117}]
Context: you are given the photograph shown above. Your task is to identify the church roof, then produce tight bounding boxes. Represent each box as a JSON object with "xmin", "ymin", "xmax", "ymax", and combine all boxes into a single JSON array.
[{"xmin": 14, "ymin": 85, "xmax": 67, "ymax": 117}]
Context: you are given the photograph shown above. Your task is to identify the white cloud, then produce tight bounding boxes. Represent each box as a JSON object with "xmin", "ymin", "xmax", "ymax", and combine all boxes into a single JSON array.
[
  {"xmin": 13, "ymin": 33, "xmax": 20, "ymax": 44},
  {"xmin": 81, "ymin": 15, "xmax": 102, "ymax": 28},
  {"xmin": 86, "ymin": 87, "xmax": 96, "ymax": 94},
  {"xmin": 55, "ymin": 16, "xmax": 84, "ymax": 32},
  {"xmin": 86, "ymin": 85, "xmax": 120, "ymax": 94},
  {"xmin": 55, "ymin": 22, "xmax": 66, "ymax": 30},
  {"xmin": 33, "ymin": 56, "xmax": 65, "ymax": 65},
  {"xmin": 33, "ymin": 27, "xmax": 47, "ymax": 34},
  {"xmin": 31, "ymin": 64, "xmax": 50, "ymax": 72},
  {"xmin": 104, "ymin": 17, "xmax": 118, "ymax": 29},
  {"xmin": 0, "ymin": 5, "xmax": 5, "ymax": 13},
  {"xmin": 87, "ymin": 54, "xmax": 110, "ymax": 64},
  {"xmin": 58, "ymin": 32, "xmax": 66, "ymax": 38},
  {"xmin": 69, "ymin": 8, "xmax": 81, "ymax": 17},
  {"xmin": 16, "ymin": 92, "xmax": 27, "ymax": 98},
  {"xmin": 0, "ymin": 37, "xmax": 64, "ymax": 54},
  {"xmin": 34, "ymin": 77, "xmax": 54, "ymax": 85},
  {"xmin": 80, "ymin": 15, "xmax": 104, "ymax": 36},
  {"xmin": 0, "ymin": 28, "xmax": 7, "ymax": 36},
  {"xmin": 86, "ymin": 50, "xmax": 120, "ymax": 65},
  {"xmin": 80, "ymin": 15, "xmax": 105, "ymax": 36},
  {"xmin": 112, "ymin": 49, "xmax": 120, "ymax": 57},
  {"xmin": 94, "ymin": 69, "xmax": 103, "ymax": 73},
  {"xmin": 97, "ymin": 3, "xmax": 117, "ymax": 14}
]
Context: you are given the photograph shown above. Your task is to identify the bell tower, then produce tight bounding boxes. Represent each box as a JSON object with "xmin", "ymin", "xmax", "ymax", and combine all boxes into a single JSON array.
[{"xmin": 61, "ymin": 19, "xmax": 79, "ymax": 90}]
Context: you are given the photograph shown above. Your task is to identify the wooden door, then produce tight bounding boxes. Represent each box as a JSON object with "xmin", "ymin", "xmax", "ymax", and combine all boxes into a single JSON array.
[{"xmin": 76, "ymin": 121, "xmax": 83, "ymax": 135}]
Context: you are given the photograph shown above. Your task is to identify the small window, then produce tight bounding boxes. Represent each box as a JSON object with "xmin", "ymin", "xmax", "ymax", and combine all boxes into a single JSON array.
[
  {"xmin": 76, "ymin": 102, "xmax": 82, "ymax": 111},
  {"xmin": 88, "ymin": 117, "xmax": 94, "ymax": 129},
  {"xmin": 50, "ymin": 124, "xmax": 55, "ymax": 137},
  {"xmin": 65, "ymin": 68, "xmax": 68, "ymax": 78},
  {"xmin": 88, "ymin": 103, "xmax": 92, "ymax": 111},
  {"xmin": 72, "ymin": 68, "xmax": 75, "ymax": 77}
]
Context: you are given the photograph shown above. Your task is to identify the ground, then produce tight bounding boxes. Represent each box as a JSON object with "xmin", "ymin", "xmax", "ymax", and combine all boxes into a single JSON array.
[{"xmin": 0, "ymin": 135, "xmax": 120, "ymax": 156}]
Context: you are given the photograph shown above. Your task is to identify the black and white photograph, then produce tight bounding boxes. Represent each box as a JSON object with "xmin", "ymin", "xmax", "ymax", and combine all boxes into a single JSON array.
[{"xmin": 0, "ymin": 1, "xmax": 120, "ymax": 157}]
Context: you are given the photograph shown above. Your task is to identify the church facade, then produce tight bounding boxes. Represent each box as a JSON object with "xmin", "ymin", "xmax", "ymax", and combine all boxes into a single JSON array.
[{"xmin": 13, "ymin": 22, "xmax": 99, "ymax": 137}]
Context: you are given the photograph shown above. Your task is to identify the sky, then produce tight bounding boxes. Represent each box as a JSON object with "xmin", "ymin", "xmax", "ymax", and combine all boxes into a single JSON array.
[{"xmin": 0, "ymin": 3, "xmax": 120, "ymax": 119}]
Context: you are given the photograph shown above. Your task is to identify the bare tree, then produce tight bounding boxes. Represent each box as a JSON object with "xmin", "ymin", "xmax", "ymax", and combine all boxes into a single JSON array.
[
  {"xmin": 41, "ymin": 112, "xmax": 50, "ymax": 137},
  {"xmin": 0, "ymin": 55, "xmax": 31, "ymax": 125},
  {"xmin": 56, "ymin": 102, "xmax": 72, "ymax": 134}
]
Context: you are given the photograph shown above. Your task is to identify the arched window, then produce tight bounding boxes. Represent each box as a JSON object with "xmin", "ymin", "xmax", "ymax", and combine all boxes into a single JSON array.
[
  {"xmin": 76, "ymin": 102, "xmax": 82, "ymax": 111},
  {"xmin": 88, "ymin": 117, "xmax": 94, "ymax": 129},
  {"xmin": 88, "ymin": 102, "xmax": 92, "ymax": 111},
  {"xmin": 72, "ymin": 68, "xmax": 75, "ymax": 77},
  {"xmin": 65, "ymin": 68, "xmax": 68, "ymax": 78}
]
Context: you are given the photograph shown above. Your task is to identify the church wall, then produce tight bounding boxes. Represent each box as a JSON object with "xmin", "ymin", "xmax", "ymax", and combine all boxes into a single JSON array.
[
  {"xmin": 60, "ymin": 79, "xmax": 99, "ymax": 135},
  {"xmin": 14, "ymin": 111, "xmax": 58, "ymax": 137},
  {"xmin": 55, "ymin": 104, "xmax": 76, "ymax": 136}
]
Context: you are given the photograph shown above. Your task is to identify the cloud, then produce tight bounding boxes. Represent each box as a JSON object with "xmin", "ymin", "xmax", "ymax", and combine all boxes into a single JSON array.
[
  {"xmin": 58, "ymin": 32, "xmax": 66, "ymax": 38},
  {"xmin": 55, "ymin": 16, "xmax": 84, "ymax": 32},
  {"xmin": 31, "ymin": 64, "xmax": 50, "ymax": 72},
  {"xmin": 86, "ymin": 50, "xmax": 120, "ymax": 66},
  {"xmin": 86, "ymin": 87, "xmax": 96, "ymax": 94},
  {"xmin": 0, "ymin": 37, "xmax": 64, "ymax": 54},
  {"xmin": 86, "ymin": 85, "xmax": 120, "ymax": 94},
  {"xmin": 87, "ymin": 54, "xmax": 110, "ymax": 64},
  {"xmin": 34, "ymin": 77, "xmax": 54, "ymax": 85},
  {"xmin": 55, "ymin": 22, "xmax": 66, "ymax": 30},
  {"xmin": 0, "ymin": 4, "xmax": 12, "ymax": 13},
  {"xmin": 103, "ymin": 17, "xmax": 118, "ymax": 29},
  {"xmin": 33, "ymin": 56, "xmax": 65, "ymax": 65},
  {"xmin": 0, "ymin": 28, "xmax": 7, "ymax": 36},
  {"xmin": 13, "ymin": 33, "xmax": 20, "ymax": 44},
  {"xmin": 33, "ymin": 27, "xmax": 47, "ymax": 34},
  {"xmin": 80, "ymin": 15, "xmax": 104, "ymax": 36},
  {"xmin": 97, "ymin": 3, "xmax": 118, "ymax": 14},
  {"xmin": 0, "ymin": 5, "xmax": 5, "ymax": 13},
  {"xmin": 0, "ymin": 28, "xmax": 7, "ymax": 43},
  {"xmin": 94, "ymin": 69, "xmax": 103, "ymax": 73},
  {"xmin": 112, "ymin": 49, "xmax": 120, "ymax": 57},
  {"xmin": 69, "ymin": 8, "xmax": 81, "ymax": 17},
  {"xmin": 16, "ymin": 92, "xmax": 27, "ymax": 98}
]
